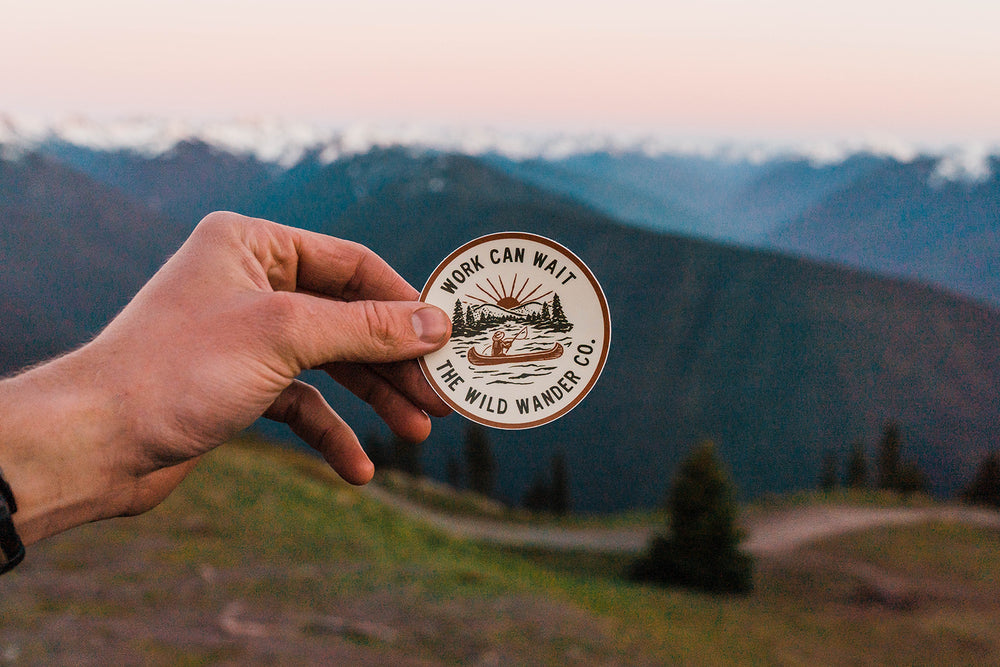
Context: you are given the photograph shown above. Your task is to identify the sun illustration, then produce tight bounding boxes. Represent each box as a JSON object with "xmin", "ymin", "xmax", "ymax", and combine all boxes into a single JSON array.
[{"xmin": 465, "ymin": 274, "xmax": 552, "ymax": 310}]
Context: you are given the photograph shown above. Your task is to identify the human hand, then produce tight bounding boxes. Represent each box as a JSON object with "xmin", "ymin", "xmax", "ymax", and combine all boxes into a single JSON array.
[{"xmin": 1, "ymin": 212, "xmax": 451, "ymax": 543}]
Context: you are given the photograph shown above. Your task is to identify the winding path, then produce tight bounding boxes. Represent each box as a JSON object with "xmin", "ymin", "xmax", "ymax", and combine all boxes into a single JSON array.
[{"xmin": 362, "ymin": 485, "xmax": 1000, "ymax": 556}]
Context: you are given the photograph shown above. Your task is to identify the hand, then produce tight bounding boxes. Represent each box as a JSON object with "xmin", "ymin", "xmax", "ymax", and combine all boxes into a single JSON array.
[{"xmin": 0, "ymin": 212, "xmax": 452, "ymax": 543}]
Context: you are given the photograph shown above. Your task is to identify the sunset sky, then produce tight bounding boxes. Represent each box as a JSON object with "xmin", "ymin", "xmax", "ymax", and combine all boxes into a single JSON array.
[{"xmin": 3, "ymin": 0, "xmax": 999, "ymax": 143}]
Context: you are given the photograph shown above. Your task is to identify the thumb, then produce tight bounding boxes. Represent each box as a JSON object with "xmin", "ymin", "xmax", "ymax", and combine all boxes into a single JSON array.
[{"xmin": 277, "ymin": 295, "xmax": 452, "ymax": 369}]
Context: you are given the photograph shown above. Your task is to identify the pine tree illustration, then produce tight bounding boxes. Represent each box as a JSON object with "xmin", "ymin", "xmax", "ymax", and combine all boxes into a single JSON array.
[
  {"xmin": 452, "ymin": 299, "xmax": 465, "ymax": 333},
  {"xmin": 550, "ymin": 293, "xmax": 571, "ymax": 330}
]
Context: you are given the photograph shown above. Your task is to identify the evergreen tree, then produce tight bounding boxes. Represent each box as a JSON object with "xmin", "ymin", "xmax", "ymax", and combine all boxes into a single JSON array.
[
  {"xmin": 466, "ymin": 305, "xmax": 476, "ymax": 328},
  {"xmin": 446, "ymin": 452, "xmax": 463, "ymax": 489},
  {"xmin": 464, "ymin": 425, "xmax": 495, "ymax": 498},
  {"xmin": 364, "ymin": 432, "xmax": 392, "ymax": 471},
  {"xmin": 550, "ymin": 293, "xmax": 570, "ymax": 329},
  {"xmin": 522, "ymin": 473, "xmax": 551, "ymax": 513},
  {"xmin": 631, "ymin": 441, "xmax": 753, "ymax": 594},
  {"xmin": 541, "ymin": 301, "xmax": 550, "ymax": 322},
  {"xmin": 896, "ymin": 460, "xmax": 929, "ymax": 497},
  {"xmin": 962, "ymin": 451, "xmax": 1000, "ymax": 508},
  {"xmin": 550, "ymin": 450, "xmax": 570, "ymax": 515},
  {"xmin": 877, "ymin": 421, "xmax": 902, "ymax": 490},
  {"xmin": 451, "ymin": 299, "xmax": 465, "ymax": 332},
  {"xmin": 820, "ymin": 450, "xmax": 839, "ymax": 491},
  {"xmin": 845, "ymin": 441, "xmax": 868, "ymax": 489},
  {"xmin": 393, "ymin": 436, "xmax": 422, "ymax": 477},
  {"xmin": 521, "ymin": 451, "xmax": 570, "ymax": 515}
]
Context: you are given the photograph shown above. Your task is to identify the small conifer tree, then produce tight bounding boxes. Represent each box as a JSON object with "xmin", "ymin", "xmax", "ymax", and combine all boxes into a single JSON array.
[
  {"xmin": 364, "ymin": 432, "xmax": 392, "ymax": 471},
  {"xmin": 631, "ymin": 441, "xmax": 753, "ymax": 594},
  {"xmin": 446, "ymin": 452, "xmax": 462, "ymax": 489},
  {"xmin": 522, "ymin": 474, "xmax": 551, "ymax": 512},
  {"xmin": 392, "ymin": 436, "xmax": 422, "ymax": 477},
  {"xmin": 464, "ymin": 425, "xmax": 496, "ymax": 498},
  {"xmin": 845, "ymin": 441, "xmax": 868, "ymax": 489},
  {"xmin": 877, "ymin": 421, "xmax": 902, "ymax": 490},
  {"xmin": 820, "ymin": 450, "xmax": 839, "ymax": 491},
  {"xmin": 896, "ymin": 460, "xmax": 929, "ymax": 497},
  {"xmin": 962, "ymin": 451, "xmax": 1000, "ymax": 508},
  {"xmin": 550, "ymin": 450, "xmax": 570, "ymax": 515}
]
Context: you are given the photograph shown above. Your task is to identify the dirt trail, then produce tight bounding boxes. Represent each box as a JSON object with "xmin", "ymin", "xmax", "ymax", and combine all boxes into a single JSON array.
[
  {"xmin": 363, "ymin": 485, "xmax": 1000, "ymax": 556},
  {"xmin": 742, "ymin": 504, "xmax": 1000, "ymax": 556}
]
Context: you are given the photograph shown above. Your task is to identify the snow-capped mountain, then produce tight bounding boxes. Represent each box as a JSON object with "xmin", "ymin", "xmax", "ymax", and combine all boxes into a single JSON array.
[
  {"xmin": 3, "ymin": 112, "xmax": 1000, "ymax": 307},
  {"xmin": 1, "ymin": 112, "xmax": 997, "ymax": 182}
]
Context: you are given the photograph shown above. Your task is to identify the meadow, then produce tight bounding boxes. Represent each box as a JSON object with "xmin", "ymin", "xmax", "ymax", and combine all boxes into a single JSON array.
[{"xmin": 2, "ymin": 438, "xmax": 998, "ymax": 665}]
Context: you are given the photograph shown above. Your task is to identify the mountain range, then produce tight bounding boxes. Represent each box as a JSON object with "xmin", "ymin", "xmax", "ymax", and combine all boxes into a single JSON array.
[
  {"xmin": 489, "ymin": 151, "xmax": 1000, "ymax": 307},
  {"xmin": 469, "ymin": 302, "xmax": 546, "ymax": 321},
  {"xmin": 2, "ymin": 129, "xmax": 999, "ymax": 512}
]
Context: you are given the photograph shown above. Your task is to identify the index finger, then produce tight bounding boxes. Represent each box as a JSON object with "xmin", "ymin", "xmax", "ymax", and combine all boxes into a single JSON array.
[{"xmin": 290, "ymin": 226, "xmax": 418, "ymax": 303}]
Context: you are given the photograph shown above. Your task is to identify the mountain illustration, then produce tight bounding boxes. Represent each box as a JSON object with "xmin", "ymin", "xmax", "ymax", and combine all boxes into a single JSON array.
[{"xmin": 472, "ymin": 301, "xmax": 544, "ymax": 320}]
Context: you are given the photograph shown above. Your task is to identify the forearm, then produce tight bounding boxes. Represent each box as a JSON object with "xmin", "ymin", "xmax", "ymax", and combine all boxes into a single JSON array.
[{"xmin": 0, "ymin": 350, "xmax": 130, "ymax": 545}]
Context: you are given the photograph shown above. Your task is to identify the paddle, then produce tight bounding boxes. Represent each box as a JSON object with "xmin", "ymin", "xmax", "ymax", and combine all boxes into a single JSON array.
[{"xmin": 481, "ymin": 326, "xmax": 528, "ymax": 356}]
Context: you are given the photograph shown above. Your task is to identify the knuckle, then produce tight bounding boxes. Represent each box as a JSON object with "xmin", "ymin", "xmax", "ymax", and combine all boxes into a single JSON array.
[
  {"xmin": 359, "ymin": 378, "xmax": 392, "ymax": 409},
  {"xmin": 360, "ymin": 301, "xmax": 403, "ymax": 353},
  {"xmin": 195, "ymin": 210, "xmax": 237, "ymax": 234},
  {"xmin": 342, "ymin": 245, "xmax": 376, "ymax": 298},
  {"xmin": 264, "ymin": 291, "xmax": 301, "ymax": 326},
  {"xmin": 255, "ymin": 292, "xmax": 309, "ymax": 358}
]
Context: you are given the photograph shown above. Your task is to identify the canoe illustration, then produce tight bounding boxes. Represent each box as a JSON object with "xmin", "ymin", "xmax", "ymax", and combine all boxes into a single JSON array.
[{"xmin": 467, "ymin": 342, "xmax": 564, "ymax": 366}]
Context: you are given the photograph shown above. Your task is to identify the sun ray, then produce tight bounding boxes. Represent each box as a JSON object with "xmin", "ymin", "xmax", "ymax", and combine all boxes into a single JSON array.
[
  {"xmin": 519, "ymin": 290, "xmax": 552, "ymax": 306},
  {"xmin": 513, "ymin": 274, "xmax": 529, "ymax": 302},
  {"xmin": 484, "ymin": 279, "xmax": 505, "ymax": 302},
  {"xmin": 463, "ymin": 275, "xmax": 551, "ymax": 311},
  {"xmin": 486, "ymin": 278, "xmax": 506, "ymax": 301},
  {"xmin": 475, "ymin": 281, "xmax": 503, "ymax": 302},
  {"xmin": 518, "ymin": 283, "xmax": 545, "ymax": 304}
]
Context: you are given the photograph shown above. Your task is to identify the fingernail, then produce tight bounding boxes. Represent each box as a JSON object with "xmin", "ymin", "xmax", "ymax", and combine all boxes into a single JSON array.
[{"xmin": 412, "ymin": 307, "xmax": 450, "ymax": 343}]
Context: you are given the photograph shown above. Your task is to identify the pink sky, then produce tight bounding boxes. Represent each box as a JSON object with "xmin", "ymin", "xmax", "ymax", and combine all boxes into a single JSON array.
[{"xmin": 3, "ymin": 0, "xmax": 999, "ymax": 142}]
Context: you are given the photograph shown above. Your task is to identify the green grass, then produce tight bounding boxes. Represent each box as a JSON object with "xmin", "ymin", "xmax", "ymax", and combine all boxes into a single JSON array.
[
  {"xmin": 2, "ymin": 436, "xmax": 999, "ymax": 665},
  {"xmin": 814, "ymin": 521, "xmax": 1000, "ymax": 586},
  {"xmin": 374, "ymin": 467, "xmax": 666, "ymax": 528},
  {"xmin": 747, "ymin": 486, "xmax": 937, "ymax": 512}
]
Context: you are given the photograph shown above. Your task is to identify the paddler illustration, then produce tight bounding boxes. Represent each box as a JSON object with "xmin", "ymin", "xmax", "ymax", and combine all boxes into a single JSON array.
[
  {"xmin": 467, "ymin": 326, "xmax": 564, "ymax": 366},
  {"xmin": 491, "ymin": 328, "xmax": 522, "ymax": 356}
]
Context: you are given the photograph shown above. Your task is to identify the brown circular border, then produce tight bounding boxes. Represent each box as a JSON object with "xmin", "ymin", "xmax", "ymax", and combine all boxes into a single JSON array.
[{"xmin": 418, "ymin": 231, "xmax": 611, "ymax": 429}]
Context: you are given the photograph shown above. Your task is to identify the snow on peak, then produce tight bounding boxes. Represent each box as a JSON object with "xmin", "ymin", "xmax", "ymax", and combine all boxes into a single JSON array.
[
  {"xmin": 0, "ymin": 112, "xmax": 996, "ymax": 182},
  {"xmin": 930, "ymin": 143, "xmax": 995, "ymax": 184}
]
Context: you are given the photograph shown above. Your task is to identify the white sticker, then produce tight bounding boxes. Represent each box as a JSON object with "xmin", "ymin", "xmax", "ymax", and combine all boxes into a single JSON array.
[{"xmin": 419, "ymin": 232, "xmax": 610, "ymax": 429}]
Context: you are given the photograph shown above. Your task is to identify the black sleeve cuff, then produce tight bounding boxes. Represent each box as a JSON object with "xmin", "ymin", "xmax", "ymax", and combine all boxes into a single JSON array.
[{"xmin": 0, "ymin": 470, "xmax": 25, "ymax": 574}]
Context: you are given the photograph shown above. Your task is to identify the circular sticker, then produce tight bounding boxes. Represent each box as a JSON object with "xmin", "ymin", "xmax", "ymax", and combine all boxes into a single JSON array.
[{"xmin": 419, "ymin": 232, "xmax": 610, "ymax": 429}]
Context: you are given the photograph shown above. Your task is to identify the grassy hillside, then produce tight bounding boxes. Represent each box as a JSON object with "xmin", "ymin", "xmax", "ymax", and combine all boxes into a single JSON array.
[{"xmin": 2, "ymin": 439, "xmax": 999, "ymax": 665}]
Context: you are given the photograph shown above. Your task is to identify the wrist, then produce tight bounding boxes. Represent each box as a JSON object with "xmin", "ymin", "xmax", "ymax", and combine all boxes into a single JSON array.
[{"xmin": 0, "ymin": 349, "xmax": 130, "ymax": 544}]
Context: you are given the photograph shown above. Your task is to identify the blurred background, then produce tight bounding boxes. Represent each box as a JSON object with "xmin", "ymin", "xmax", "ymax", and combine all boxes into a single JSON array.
[{"xmin": 3, "ymin": 1, "xmax": 1000, "ymax": 663}]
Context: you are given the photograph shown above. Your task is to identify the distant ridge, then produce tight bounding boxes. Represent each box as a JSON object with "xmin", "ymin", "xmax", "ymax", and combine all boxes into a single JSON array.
[
  {"xmin": 3, "ymin": 142, "xmax": 999, "ymax": 512},
  {"xmin": 6, "ymin": 115, "xmax": 999, "ymax": 306}
]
